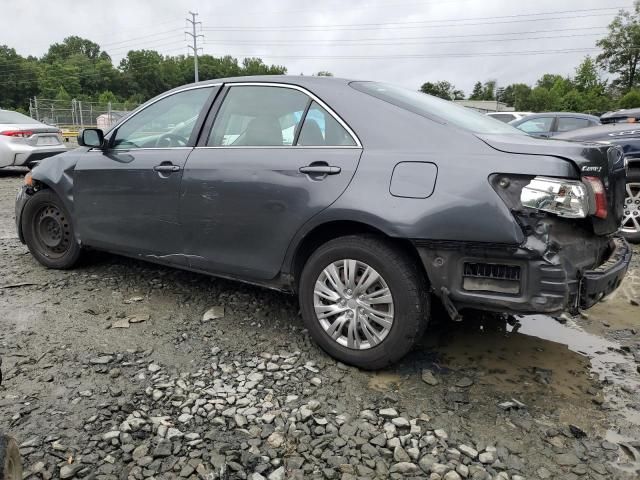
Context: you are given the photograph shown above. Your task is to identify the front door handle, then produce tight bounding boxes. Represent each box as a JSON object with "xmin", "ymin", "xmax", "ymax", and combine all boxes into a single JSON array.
[
  {"xmin": 299, "ymin": 165, "xmax": 341, "ymax": 175},
  {"xmin": 153, "ymin": 164, "xmax": 181, "ymax": 173}
]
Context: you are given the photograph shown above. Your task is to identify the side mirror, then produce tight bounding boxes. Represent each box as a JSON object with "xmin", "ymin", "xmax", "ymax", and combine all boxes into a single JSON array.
[{"xmin": 78, "ymin": 128, "xmax": 104, "ymax": 148}]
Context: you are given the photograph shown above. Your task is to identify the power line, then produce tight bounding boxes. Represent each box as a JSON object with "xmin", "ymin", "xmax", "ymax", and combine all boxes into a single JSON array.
[
  {"xmin": 202, "ymin": 32, "xmax": 605, "ymax": 47},
  {"xmin": 201, "ymin": 11, "xmax": 628, "ymax": 32},
  {"xmin": 200, "ymin": 6, "xmax": 630, "ymax": 30},
  {"xmin": 197, "ymin": 47, "xmax": 608, "ymax": 59}
]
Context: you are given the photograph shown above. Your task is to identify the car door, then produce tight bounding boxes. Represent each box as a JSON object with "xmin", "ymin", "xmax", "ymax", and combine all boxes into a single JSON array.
[
  {"xmin": 74, "ymin": 85, "xmax": 217, "ymax": 261},
  {"xmin": 180, "ymin": 83, "xmax": 362, "ymax": 280},
  {"xmin": 515, "ymin": 116, "xmax": 555, "ymax": 137}
]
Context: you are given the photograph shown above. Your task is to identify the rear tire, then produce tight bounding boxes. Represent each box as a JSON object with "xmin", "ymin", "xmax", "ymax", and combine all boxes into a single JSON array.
[
  {"xmin": 299, "ymin": 235, "xmax": 429, "ymax": 369},
  {"xmin": 0, "ymin": 435, "xmax": 22, "ymax": 480},
  {"xmin": 622, "ymin": 168, "xmax": 640, "ymax": 244},
  {"xmin": 21, "ymin": 189, "xmax": 82, "ymax": 269}
]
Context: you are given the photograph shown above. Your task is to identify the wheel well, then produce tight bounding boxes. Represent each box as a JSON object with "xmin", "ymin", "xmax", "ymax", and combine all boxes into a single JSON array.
[{"xmin": 291, "ymin": 220, "xmax": 428, "ymax": 291}]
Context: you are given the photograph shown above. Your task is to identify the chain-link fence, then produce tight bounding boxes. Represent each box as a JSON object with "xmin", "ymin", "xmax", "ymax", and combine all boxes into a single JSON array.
[{"xmin": 28, "ymin": 97, "xmax": 139, "ymax": 143}]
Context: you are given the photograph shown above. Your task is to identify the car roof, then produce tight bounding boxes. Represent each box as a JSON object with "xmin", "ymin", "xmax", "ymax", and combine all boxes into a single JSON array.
[
  {"xmin": 555, "ymin": 122, "xmax": 640, "ymax": 141},
  {"xmin": 519, "ymin": 112, "xmax": 599, "ymax": 120},
  {"xmin": 600, "ymin": 107, "xmax": 640, "ymax": 121}
]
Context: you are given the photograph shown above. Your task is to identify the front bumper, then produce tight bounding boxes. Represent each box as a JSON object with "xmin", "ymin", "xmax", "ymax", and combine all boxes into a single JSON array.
[
  {"xmin": 15, "ymin": 185, "xmax": 29, "ymax": 244},
  {"xmin": 416, "ymin": 234, "xmax": 632, "ymax": 316}
]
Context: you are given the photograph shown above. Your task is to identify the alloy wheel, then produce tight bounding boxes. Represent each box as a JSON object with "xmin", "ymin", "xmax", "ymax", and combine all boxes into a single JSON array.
[
  {"xmin": 622, "ymin": 182, "xmax": 640, "ymax": 234},
  {"xmin": 313, "ymin": 259, "xmax": 394, "ymax": 350}
]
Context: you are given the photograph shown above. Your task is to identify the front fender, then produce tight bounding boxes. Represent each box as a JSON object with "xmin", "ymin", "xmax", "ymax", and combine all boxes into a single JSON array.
[{"xmin": 24, "ymin": 151, "xmax": 83, "ymax": 242}]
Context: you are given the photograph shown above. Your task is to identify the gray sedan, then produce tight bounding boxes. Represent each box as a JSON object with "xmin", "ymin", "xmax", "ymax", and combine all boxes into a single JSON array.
[
  {"xmin": 0, "ymin": 110, "xmax": 66, "ymax": 168},
  {"xmin": 14, "ymin": 76, "xmax": 630, "ymax": 368}
]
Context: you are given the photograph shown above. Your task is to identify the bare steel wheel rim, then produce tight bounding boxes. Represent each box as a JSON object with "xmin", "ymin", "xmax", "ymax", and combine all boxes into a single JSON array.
[
  {"xmin": 32, "ymin": 204, "xmax": 72, "ymax": 258},
  {"xmin": 313, "ymin": 259, "xmax": 394, "ymax": 350},
  {"xmin": 622, "ymin": 182, "xmax": 640, "ymax": 234}
]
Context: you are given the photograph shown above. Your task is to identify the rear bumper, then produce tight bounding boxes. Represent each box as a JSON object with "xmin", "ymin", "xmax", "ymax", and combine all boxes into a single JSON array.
[
  {"xmin": 580, "ymin": 236, "xmax": 631, "ymax": 309},
  {"xmin": 415, "ymin": 234, "xmax": 632, "ymax": 316},
  {"xmin": 1, "ymin": 142, "xmax": 66, "ymax": 168}
]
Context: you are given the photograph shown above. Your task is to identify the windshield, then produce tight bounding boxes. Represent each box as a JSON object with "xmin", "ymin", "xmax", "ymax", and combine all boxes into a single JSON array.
[
  {"xmin": 0, "ymin": 110, "xmax": 40, "ymax": 124},
  {"xmin": 350, "ymin": 81, "xmax": 524, "ymax": 135}
]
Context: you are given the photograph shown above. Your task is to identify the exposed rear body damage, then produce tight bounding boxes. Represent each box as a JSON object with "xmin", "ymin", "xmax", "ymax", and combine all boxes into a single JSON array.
[{"xmin": 14, "ymin": 76, "xmax": 632, "ymax": 368}]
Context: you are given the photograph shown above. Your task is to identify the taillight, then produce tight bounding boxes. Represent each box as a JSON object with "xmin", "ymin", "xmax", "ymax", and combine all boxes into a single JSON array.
[
  {"xmin": 582, "ymin": 176, "xmax": 608, "ymax": 219},
  {"xmin": 0, "ymin": 130, "xmax": 33, "ymax": 138}
]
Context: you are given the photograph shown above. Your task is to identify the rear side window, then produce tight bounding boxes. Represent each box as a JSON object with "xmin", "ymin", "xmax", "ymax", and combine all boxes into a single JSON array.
[
  {"xmin": 298, "ymin": 101, "xmax": 356, "ymax": 146},
  {"xmin": 556, "ymin": 117, "xmax": 591, "ymax": 132},
  {"xmin": 489, "ymin": 113, "xmax": 515, "ymax": 123},
  {"xmin": 208, "ymin": 86, "xmax": 309, "ymax": 146},
  {"xmin": 350, "ymin": 81, "xmax": 523, "ymax": 135},
  {"xmin": 516, "ymin": 117, "xmax": 554, "ymax": 134}
]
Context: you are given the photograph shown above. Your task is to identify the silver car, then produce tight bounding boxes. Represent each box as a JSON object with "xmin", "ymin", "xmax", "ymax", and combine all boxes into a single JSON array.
[{"xmin": 0, "ymin": 110, "xmax": 66, "ymax": 168}]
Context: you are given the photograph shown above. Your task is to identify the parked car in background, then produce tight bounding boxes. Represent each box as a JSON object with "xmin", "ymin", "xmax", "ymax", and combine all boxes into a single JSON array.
[
  {"xmin": 15, "ymin": 76, "xmax": 630, "ymax": 368},
  {"xmin": 510, "ymin": 112, "xmax": 600, "ymax": 137},
  {"xmin": 486, "ymin": 111, "xmax": 532, "ymax": 123},
  {"xmin": 556, "ymin": 123, "xmax": 640, "ymax": 243},
  {"xmin": 0, "ymin": 110, "xmax": 66, "ymax": 169},
  {"xmin": 600, "ymin": 107, "xmax": 640, "ymax": 124}
]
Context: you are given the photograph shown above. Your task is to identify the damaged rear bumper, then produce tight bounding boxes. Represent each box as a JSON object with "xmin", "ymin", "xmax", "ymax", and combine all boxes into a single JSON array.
[
  {"xmin": 580, "ymin": 236, "xmax": 631, "ymax": 309},
  {"xmin": 415, "ymin": 232, "xmax": 631, "ymax": 316}
]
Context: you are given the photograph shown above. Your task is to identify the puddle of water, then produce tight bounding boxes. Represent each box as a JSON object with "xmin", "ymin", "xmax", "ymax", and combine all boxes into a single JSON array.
[{"xmin": 368, "ymin": 372, "xmax": 403, "ymax": 392}]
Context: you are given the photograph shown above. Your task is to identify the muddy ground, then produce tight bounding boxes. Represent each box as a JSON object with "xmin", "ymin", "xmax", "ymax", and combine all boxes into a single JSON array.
[{"xmin": 0, "ymin": 168, "xmax": 639, "ymax": 480}]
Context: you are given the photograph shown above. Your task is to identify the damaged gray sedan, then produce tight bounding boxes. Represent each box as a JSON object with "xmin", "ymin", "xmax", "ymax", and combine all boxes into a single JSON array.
[{"xmin": 15, "ymin": 76, "xmax": 631, "ymax": 368}]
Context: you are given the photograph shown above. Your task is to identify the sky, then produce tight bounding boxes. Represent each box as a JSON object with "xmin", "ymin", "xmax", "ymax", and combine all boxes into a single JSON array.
[{"xmin": 2, "ymin": 0, "xmax": 634, "ymax": 95}]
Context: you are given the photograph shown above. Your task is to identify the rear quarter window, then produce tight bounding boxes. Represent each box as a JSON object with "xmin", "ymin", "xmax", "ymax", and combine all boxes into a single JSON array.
[{"xmin": 350, "ymin": 81, "xmax": 523, "ymax": 135}]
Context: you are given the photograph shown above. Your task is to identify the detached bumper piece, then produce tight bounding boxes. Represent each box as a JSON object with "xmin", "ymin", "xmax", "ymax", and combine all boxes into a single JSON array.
[{"xmin": 580, "ymin": 236, "xmax": 631, "ymax": 309}]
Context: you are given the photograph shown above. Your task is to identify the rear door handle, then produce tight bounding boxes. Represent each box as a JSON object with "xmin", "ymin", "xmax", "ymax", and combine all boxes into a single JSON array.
[
  {"xmin": 299, "ymin": 165, "xmax": 341, "ymax": 175},
  {"xmin": 153, "ymin": 164, "xmax": 181, "ymax": 173}
]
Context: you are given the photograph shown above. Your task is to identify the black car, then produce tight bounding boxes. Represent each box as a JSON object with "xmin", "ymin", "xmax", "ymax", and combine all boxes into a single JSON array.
[
  {"xmin": 556, "ymin": 123, "xmax": 640, "ymax": 243},
  {"xmin": 15, "ymin": 77, "xmax": 631, "ymax": 368},
  {"xmin": 600, "ymin": 107, "xmax": 640, "ymax": 124}
]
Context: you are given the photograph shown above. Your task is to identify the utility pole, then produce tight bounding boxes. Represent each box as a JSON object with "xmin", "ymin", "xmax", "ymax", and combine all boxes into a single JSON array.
[{"xmin": 185, "ymin": 11, "xmax": 204, "ymax": 83}]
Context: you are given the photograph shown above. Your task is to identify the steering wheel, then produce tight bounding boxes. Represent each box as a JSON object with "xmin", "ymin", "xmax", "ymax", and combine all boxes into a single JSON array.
[{"xmin": 154, "ymin": 133, "xmax": 188, "ymax": 148}]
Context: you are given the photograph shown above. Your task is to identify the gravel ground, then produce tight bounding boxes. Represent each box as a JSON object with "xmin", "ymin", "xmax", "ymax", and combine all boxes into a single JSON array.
[{"xmin": 0, "ymin": 168, "xmax": 639, "ymax": 480}]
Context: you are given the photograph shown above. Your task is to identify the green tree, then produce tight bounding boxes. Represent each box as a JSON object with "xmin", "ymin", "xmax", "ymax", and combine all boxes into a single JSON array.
[
  {"xmin": 500, "ymin": 83, "xmax": 531, "ymax": 109},
  {"xmin": 469, "ymin": 81, "xmax": 483, "ymax": 100},
  {"xmin": 574, "ymin": 56, "xmax": 606, "ymax": 93},
  {"xmin": 44, "ymin": 36, "xmax": 109, "ymax": 63},
  {"xmin": 619, "ymin": 89, "xmax": 640, "ymax": 108},
  {"xmin": 481, "ymin": 80, "xmax": 496, "ymax": 100},
  {"xmin": 420, "ymin": 81, "xmax": 464, "ymax": 100},
  {"xmin": 241, "ymin": 57, "xmax": 286, "ymax": 75},
  {"xmin": 98, "ymin": 90, "xmax": 117, "ymax": 104},
  {"xmin": 316, "ymin": 71, "xmax": 333, "ymax": 76},
  {"xmin": 597, "ymin": 1, "xmax": 640, "ymax": 92}
]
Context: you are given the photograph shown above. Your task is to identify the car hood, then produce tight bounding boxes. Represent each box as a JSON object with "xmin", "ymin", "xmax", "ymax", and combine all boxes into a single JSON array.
[{"xmin": 477, "ymin": 133, "xmax": 627, "ymax": 236}]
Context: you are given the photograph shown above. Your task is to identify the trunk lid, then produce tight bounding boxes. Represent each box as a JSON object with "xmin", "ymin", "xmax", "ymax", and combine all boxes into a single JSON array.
[{"xmin": 477, "ymin": 133, "xmax": 627, "ymax": 235}]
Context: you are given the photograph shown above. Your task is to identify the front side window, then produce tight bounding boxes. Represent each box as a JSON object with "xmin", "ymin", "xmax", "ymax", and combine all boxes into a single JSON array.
[
  {"xmin": 208, "ymin": 86, "xmax": 309, "ymax": 146},
  {"xmin": 517, "ymin": 117, "xmax": 554, "ymax": 134},
  {"xmin": 298, "ymin": 101, "xmax": 356, "ymax": 146},
  {"xmin": 112, "ymin": 87, "xmax": 212, "ymax": 149}
]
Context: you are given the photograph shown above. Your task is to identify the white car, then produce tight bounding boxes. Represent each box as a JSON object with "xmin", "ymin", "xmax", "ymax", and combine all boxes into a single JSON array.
[
  {"xmin": 486, "ymin": 111, "xmax": 533, "ymax": 123},
  {"xmin": 0, "ymin": 110, "xmax": 66, "ymax": 168}
]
